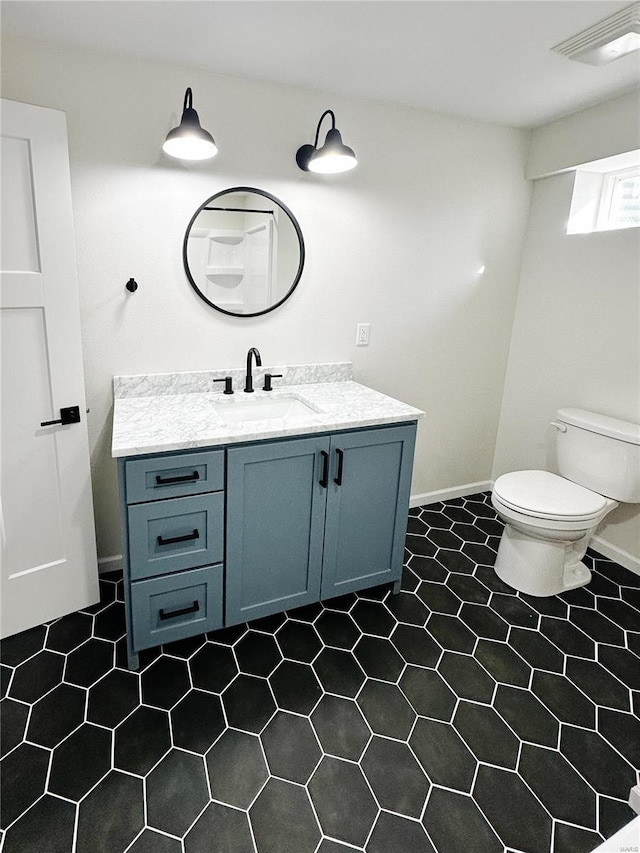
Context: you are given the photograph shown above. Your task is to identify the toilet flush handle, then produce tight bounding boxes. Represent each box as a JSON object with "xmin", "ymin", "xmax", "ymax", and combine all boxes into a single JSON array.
[{"xmin": 550, "ymin": 421, "xmax": 568, "ymax": 432}]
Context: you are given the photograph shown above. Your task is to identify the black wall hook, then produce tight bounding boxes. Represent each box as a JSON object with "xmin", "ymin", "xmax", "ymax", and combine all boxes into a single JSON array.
[{"xmin": 126, "ymin": 278, "xmax": 138, "ymax": 293}]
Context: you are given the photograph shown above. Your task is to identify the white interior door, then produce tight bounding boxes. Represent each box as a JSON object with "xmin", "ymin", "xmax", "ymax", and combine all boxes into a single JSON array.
[{"xmin": 0, "ymin": 98, "xmax": 99, "ymax": 638}]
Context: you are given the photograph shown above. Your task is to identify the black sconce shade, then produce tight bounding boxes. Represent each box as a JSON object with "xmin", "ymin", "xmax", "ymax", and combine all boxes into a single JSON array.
[
  {"xmin": 163, "ymin": 88, "xmax": 218, "ymax": 161},
  {"xmin": 296, "ymin": 109, "xmax": 357, "ymax": 174}
]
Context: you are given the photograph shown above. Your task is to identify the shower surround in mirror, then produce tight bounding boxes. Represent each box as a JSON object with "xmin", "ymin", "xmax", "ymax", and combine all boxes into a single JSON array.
[{"xmin": 183, "ymin": 187, "xmax": 304, "ymax": 317}]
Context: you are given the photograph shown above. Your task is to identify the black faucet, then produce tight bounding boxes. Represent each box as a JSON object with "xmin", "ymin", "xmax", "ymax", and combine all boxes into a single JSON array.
[{"xmin": 244, "ymin": 347, "xmax": 262, "ymax": 393}]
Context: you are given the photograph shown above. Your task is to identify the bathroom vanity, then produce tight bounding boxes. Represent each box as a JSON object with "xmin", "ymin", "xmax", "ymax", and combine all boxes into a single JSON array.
[{"xmin": 112, "ymin": 363, "xmax": 424, "ymax": 669}]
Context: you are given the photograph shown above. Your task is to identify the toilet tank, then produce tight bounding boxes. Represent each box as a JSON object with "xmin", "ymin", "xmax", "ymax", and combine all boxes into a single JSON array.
[{"xmin": 555, "ymin": 408, "xmax": 640, "ymax": 503}]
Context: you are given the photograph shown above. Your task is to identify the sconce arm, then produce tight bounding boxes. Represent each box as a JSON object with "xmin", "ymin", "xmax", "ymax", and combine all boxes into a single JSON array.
[{"xmin": 313, "ymin": 109, "xmax": 336, "ymax": 147}]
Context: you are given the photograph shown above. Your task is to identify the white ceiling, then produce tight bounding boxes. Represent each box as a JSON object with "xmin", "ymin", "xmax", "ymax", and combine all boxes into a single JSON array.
[{"xmin": 2, "ymin": 0, "xmax": 639, "ymax": 128}]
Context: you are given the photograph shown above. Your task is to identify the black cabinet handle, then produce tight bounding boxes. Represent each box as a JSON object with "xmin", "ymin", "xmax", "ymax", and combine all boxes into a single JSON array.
[
  {"xmin": 334, "ymin": 448, "xmax": 344, "ymax": 486},
  {"xmin": 319, "ymin": 450, "xmax": 329, "ymax": 488},
  {"xmin": 159, "ymin": 600, "xmax": 199, "ymax": 621},
  {"xmin": 157, "ymin": 529, "xmax": 200, "ymax": 547},
  {"xmin": 155, "ymin": 471, "xmax": 200, "ymax": 485}
]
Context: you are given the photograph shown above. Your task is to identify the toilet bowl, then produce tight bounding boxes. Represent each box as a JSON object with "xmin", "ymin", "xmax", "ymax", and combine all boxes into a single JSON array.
[
  {"xmin": 492, "ymin": 470, "xmax": 617, "ymax": 596},
  {"xmin": 491, "ymin": 409, "xmax": 640, "ymax": 597}
]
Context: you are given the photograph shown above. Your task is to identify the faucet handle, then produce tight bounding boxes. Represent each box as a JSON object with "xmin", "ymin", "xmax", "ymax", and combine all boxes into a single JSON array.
[
  {"xmin": 214, "ymin": 377, "xmax": 234, "ymax": 395},
  {"xmin": 263, "ymin": 373, "xmax": 282, "ymax": 392}
]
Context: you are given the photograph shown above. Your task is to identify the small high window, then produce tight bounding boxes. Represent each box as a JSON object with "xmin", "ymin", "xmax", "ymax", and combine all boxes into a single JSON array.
[
  {"xmin": 597, "ymin": 166, "xmax": 640, "ymax": 231},
  {"xmin": 567, "ymin": 151, "xmax": 640, "ymax": 234}
]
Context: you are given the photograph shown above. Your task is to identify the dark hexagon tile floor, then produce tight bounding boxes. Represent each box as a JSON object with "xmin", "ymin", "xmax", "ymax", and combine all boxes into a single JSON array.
[{"xmin": 1, "ymin": 492, "xmax": 639, "ymax": 853}]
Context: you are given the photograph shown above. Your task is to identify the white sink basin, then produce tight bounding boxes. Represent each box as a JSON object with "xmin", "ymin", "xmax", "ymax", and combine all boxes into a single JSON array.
[{"xmin": 213, "ymin": 395, "xmax": 320, "ymax": 424}]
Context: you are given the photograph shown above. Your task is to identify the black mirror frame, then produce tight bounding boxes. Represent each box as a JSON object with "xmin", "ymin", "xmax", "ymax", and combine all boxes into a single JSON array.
[{"xmin": 183, "ymin": 186, "xmax": 305, "ymax": 318}]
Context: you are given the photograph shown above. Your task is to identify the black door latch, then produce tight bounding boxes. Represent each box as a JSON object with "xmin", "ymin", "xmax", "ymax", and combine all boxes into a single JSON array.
[{"xmin": 40, "ymin": 405, "xmax": 81, "ymax": 427}]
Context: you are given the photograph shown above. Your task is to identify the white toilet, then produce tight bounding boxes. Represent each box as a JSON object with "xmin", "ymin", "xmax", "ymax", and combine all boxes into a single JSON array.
[{"xmin": 491, "ymin": 408, "xmax": 640, "ymax": 597}]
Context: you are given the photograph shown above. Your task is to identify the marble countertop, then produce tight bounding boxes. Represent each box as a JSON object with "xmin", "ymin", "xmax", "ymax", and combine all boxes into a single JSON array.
[{"xmin": 111, "ymin": 363, "xmax": 424, "ymax": 458}]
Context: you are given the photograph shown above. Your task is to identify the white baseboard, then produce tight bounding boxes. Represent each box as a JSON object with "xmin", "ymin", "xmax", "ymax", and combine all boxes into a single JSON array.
[
  {"xmin": 98, "ymin": 554, "xmax": 123, "ymax": 575},
  {"xmin": 590, "ymin": 535, "xmax": 640, "ymax": 577},
  {"xmin": 410, "ymin": 481, "xmax": 493, "ymax": 509}
]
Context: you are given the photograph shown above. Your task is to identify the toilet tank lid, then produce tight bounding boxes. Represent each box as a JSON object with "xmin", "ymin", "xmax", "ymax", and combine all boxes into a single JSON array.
[{"xmin": 557, "ymin": 408, "xmax": 640, "ymax": 445}]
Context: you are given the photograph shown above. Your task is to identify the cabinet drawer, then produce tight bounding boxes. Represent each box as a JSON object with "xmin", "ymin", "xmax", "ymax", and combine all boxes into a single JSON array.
[
  {"xmin": 130, "ymin": 565, "xmax": 223, "ymax": 651},
  {"xmin": 125, "ymin": 449, "xmax": 224, "ymax": 503},
  {"xmin": 128, "ymin": 493, "xmax": 224, "ymax": 581}
]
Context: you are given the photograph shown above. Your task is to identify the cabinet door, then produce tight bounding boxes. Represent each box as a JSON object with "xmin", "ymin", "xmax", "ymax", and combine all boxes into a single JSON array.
[
  {"xmin": 321, "ymin": 424, "xmax": 416, "ymax": 599},
  {"xmin": 226, "ymin": 436, "xmax": 328, "ymax": 624}
]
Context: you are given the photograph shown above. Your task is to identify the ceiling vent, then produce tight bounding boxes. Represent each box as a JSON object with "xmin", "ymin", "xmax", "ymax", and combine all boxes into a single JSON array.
[{"xmin": 552, "ymin": 2, "xmax": 640, "ymax": 65}]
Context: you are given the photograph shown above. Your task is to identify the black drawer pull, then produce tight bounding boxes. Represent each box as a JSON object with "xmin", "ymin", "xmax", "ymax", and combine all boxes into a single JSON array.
[
  {"xmin": 155, "ymin": 470, "xmax": 200, "ymax": 486},
  {"xmin": 159, "ymin": 600, "xmax": 200, "ymax": 621},
  {"xmin": 334, "ymin": 448, "xmax": 344, "ymax": 486},
  {"xmin": 319, "ymin": 450, "xmax": 329, "ymax": 488},
  {"xmin": 157, "ymin": 529, "xmax": 200, "ymax": 547}
]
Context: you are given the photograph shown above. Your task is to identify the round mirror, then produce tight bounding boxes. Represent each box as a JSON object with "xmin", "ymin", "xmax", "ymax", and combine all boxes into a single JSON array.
[{"xmin": 183, "ymin": 187, "xmax": 305, "ymax": 317}]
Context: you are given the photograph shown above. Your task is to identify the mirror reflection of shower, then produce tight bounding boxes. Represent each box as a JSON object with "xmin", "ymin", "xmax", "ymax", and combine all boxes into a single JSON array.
[
  {"xmin": 188, "ymin": 202, "xmax": 277, "ymax": 314},
  {"xmin": 184, "ymin": 188, "xmax": 305, "ymax": 317}
]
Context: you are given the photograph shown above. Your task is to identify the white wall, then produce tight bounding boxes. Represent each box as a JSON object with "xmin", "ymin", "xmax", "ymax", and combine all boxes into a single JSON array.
[
  {"xmin": 527, "ymin": 92, "xmax": 640, "ymax": 179},
  {"xmin": 1, "ymin": 35, "xmax": 531, "ymax": 560},
  {"xmin": 494, "ymin": 98, "xmax": 640, "ymax": 569}
]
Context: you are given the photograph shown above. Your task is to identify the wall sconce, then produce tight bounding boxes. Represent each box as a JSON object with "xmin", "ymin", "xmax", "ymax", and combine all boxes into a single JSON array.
[
  {"xmin": 162, "ymin": 88, "xmax": 218, "ymax": 161},
  {"xmin": 296, "ymin": 109, "xmax": 357, "ymax": 174}
]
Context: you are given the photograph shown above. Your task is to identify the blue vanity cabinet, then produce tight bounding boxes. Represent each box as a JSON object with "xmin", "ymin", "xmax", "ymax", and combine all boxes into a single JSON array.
[
  {"xmin": 120, "ymin": 421, "xmax": 417, "ymax": 668},
  {"xmin": 225, "ymin": 423, "xmax": 416, "ymax": 625}
]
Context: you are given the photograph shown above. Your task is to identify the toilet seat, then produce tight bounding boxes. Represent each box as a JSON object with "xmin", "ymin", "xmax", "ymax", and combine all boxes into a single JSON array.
[{"xmin": 493, "ymin": 470, "xmax": 608, "ymax": 523}]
